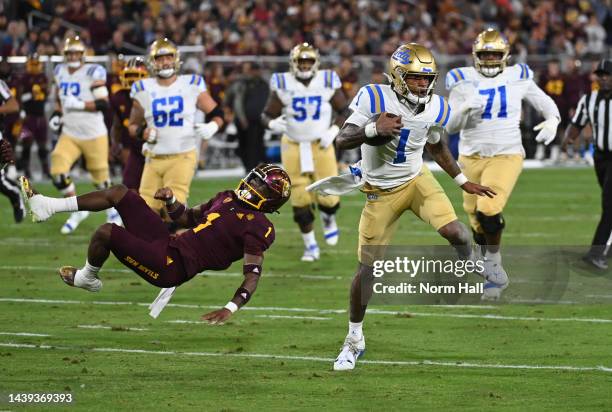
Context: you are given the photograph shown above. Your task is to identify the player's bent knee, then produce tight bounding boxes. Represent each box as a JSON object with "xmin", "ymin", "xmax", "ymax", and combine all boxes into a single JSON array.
[
  {"xmin": 107, "ymin": 184, "xmax": 129, "ymax": 205},
  {"xmin": 293, "ymin": 206, "xmax": 314, "ymax": 226},
  {"xmin": 437, "ymin": 220, "xmax": 467, "ymax": 242},
  {"xmin": 476, "ymin": 211, "xmax": 505, "ymax": 234},
  {"xmin": 93, "ymin": 223, "xmax": 114, "ymax": 243}
]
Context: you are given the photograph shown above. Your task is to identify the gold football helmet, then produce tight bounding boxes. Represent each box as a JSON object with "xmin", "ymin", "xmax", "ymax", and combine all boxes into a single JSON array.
[
  {"xmin": 388, "ymin": 43, "xmax": 438, "ymax": 106},
  {"xmin": 120, "ymin": 57, "xmax": 148, "ymax": 89},
  {"xmin": 289, "ymin": 43, "xmax": 320, "ymax": 80},
  {"xmin": 472, "ymin": 28, "xmax": 510, "ymax": 77},
  {"xmin": 63, "ymin": 36, "xmax": 86, "ymax": 68},
  {"xmin": 147, "ymin": 38, "xmax": 181, "ymax": 78}
]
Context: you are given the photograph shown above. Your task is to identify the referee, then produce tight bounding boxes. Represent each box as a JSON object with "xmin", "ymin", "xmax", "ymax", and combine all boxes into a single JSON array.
[
  {"xmin": 0, "ymin": 76, "xmax": 24, "ymax": 222},
  {"xmin": 564, "ymin": 59, "xmax": 612, "ymax": 269}
]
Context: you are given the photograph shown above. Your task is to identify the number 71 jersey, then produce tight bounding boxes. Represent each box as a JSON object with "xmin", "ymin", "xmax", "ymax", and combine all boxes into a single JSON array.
[
  {"xmin": 446, "ymin": 64, "xmax": 559, "ymax": 156},
  {"xmin": 270, "ymin": 70, "xmax": 341, "ymax": 143},
  {"xmin": 131, "ymin": 74, "xmax": 206, "ymax": 155}
]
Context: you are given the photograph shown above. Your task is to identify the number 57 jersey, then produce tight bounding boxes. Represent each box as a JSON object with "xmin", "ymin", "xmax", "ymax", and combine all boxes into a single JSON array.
[
  {"xmin": 270, "ymin": 70, "xmax": 341, "ymax": 142},
  {"xmin": 445, "ymin": 64, "xmax": 559, "ymax": 156},
  {"xmin": 131, "ymin": 74, "xmax": 206, "ymax": 155}
]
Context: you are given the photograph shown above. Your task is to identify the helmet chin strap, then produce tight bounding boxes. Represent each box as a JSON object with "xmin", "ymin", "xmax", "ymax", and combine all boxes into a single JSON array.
[
  {"xmin": 296, "ymin": 70, "xmax": 314, "ymax": 80},
  {"xmin": 67, "ymin": 61, "xmax": 81, "ymax": 69}
]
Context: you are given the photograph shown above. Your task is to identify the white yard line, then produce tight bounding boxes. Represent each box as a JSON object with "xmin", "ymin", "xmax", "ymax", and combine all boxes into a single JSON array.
[
  {"xmin": 0, "ymin": 332, "xmax": 51, "ymax": 337},
  {"xmin": 77, "ymin": 324, "xmax": 149, "ymax": 331},
  {"xmin": 254, "ymin": 315, "xmax": 331, "ymax": 320},
  {"xmin": 0, "ymin": 297, "xmax": 610, "ymax": 324},
  {"xmin": 0, "ymin": 342, "xmax": 610, "ymax": 374}
]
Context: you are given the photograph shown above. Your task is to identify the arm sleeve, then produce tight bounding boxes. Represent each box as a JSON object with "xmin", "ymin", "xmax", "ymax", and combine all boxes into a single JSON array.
[
  {"xmin": 524, "ymin": 80, "xmax": 561, "ymax": 121},
  {"xmin": 570, "ymin": 94, "xmax": 588, "ymax": 128},
  {"xmin": 0, "ymin": 80, "xmax": 12, "ymax": 101},
  {"xmin": 345, "ymin": 85, "xmax": 379, "ymax": 127}
]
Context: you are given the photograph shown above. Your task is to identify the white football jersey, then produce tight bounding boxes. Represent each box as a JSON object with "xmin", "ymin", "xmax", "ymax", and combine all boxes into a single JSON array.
[
  {"xmin": 53, "ymin": 63, "xmax": 108, "ymax": 139},
  {"xmin": 131, "ymin": 74, "xmax": 206, "ymax": 155},
  {"xmin": 270, "ymin": 70, "xmax": 341, "ymax": 142},
  {"xmin": 445, "ymin": 64, "xmax": 560, "ymax": 157},
  {"xmin": 346, "ymin": 84, "xmax": 450, "ymax": 189}
]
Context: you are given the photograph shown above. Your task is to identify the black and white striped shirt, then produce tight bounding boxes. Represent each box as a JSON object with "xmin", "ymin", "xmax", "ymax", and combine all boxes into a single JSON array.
[{"xmin": 571, "ymin": 90, "xmax": 611, "ymax": 152}]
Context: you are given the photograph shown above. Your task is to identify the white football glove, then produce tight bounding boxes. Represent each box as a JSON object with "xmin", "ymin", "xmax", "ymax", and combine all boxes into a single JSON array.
[
  {"xmin": 21, "ymin": 92, "xmax": 32, "ymax": 103},
  {"xmin": 268, "ymin": 115, "xmax": 288, "ymax": 134},
  {"xmin": 533, "ymin": 118, "xmax": 560, "ymax": 146},
  {"xmin": 194, "ymin": 121, "xmax": 220, "ymax": 141},
  {"xmin": 145, "ymin": 128, "xmax": 158, "ymax": 144},
  {"xmin": 63, "ymin": 95, "xmax": 86, "ymax": 111},
  {"xmin": 48, "ymin": 112, "xmax": 62, "ymax": 132},
  {"xmin": 459, "ymin": 97, "xmax": 485, "ymax": 129},
  {"xmin": 320, "ymin": 125, "xmax": 339, "ymax": 149}
]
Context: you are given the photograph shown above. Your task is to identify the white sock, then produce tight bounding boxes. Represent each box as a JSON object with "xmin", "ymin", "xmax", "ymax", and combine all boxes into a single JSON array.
[
  {"xmin": 485, "ymin": 250, "xmax": 502, "ymax": 264},
  {"xmin": 348, "ymin": 321, "xmax": 363, "ymax": 340},
  {"xmin": 301, "ymin": 230, "xmax": 317, "ymax": 248},
  {"xmin": 48, "ymin": 196, "xmax": 78, "ymax": 213},
  {"xmin": 80, "ymin": 259, "xmax": 101, "ymax": 280}
]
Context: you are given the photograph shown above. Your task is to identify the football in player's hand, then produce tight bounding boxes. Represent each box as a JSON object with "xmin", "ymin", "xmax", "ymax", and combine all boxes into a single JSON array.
[{"xmin": 364, "ymin": 112, "xmax": 401, "ymax": 146}]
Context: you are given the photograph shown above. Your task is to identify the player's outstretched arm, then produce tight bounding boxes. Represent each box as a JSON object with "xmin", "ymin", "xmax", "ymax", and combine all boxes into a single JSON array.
[
  {"xmin": 425, "ymin": 141, "xmax": 496, "ymax": 198},
  {"xmin": 201, "ymin": 254, "xmax": 263, "ymax": 325}
]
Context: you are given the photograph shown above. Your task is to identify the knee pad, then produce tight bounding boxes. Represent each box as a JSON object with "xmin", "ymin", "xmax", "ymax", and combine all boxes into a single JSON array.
[
  {"xmin": 293, "ymin": 206, "xmax": 315, "ymax": 226},
  {"xmin": 52, "ymin": 174, "xmax": 75, "ymax": 194},
  {"xmin": 318, "ymin": 202, "xmax": 340, "ymax": 215},
  {"xmin": 476, "ymin": 211, "xmax": 505, "ymax": 234}
]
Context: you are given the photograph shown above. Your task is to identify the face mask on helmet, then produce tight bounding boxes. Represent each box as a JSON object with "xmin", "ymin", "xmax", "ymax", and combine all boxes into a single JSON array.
[
  {"xmin": 120, "ymin": 58, "xmax": 148, "ymax": 89},
  {"xmin": 290, "ymin": 44, "xmax": 320, "ymax": 81},
  {"xmin": 475, "ymin": 51, "xmax": 506, "ymax": 77},
  {"xmin": 235, "ymin": 164, "xmax": 291, "ymax": 213},
  {"xmin": 392, "ymin": 69, "xmax": 437, "ymax": 106},
  {"xmin": 147, "ymin": 39, "xmax": 181, "ymax": 79},
  {"xmin": 388, "ymin": 44, "xmax": 438, "ymax": 108},
  {"xmin": 472, "ymin": 29, "xmax": 510, "ymax": 77}
]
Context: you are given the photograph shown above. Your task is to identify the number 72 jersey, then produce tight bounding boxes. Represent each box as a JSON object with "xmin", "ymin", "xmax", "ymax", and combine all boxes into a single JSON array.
[
  {"xmin": 131, "ymin": 74, "xmax": 206, "ymax": 155},
  {"xmin": 445, "ymin": 64, "xmax": 559, "ymax": 156},
  {"xmin": 270, "ymin": 70, "xmax": 341, "ymax": 143}
]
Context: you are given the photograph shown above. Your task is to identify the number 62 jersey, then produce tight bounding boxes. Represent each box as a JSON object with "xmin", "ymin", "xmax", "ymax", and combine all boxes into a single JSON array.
[
  {"xmin": 131, "ymin": 74, "xmax": 206, "ymax": 155},
  {"xmin": 445, "ymin": 64, "xmax": 560, "ymax": 156}
]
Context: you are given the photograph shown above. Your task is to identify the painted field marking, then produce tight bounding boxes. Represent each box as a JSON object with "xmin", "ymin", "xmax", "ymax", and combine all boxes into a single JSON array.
[
  {"xmin": 77, "ymin": 324, "xmax": 149, "ymax": 331},
  {"xmin": 0, "ymin": 342, "xmax": 610, "ymax": 374},
  {"xmin": 0, "ymin": 332, "xmax": 51, "ymax": 337},
  {"xmin": 0, "ymin": 297, "xmax": 610, "ymax": 324}
]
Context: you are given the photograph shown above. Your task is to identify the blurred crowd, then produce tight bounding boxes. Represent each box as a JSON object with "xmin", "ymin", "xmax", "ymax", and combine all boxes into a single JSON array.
[{"xmin": 0, "ymin": 0, "xmax": 609, "ymax": 59}]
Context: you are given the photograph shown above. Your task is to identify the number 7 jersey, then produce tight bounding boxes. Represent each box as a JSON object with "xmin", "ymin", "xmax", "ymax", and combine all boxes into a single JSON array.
[
  {"xmin": 131, "ymin": 74, "xmax": 206, "ymax": 155},
  {"xmin": 445, "ymin": 64, "xmax": 559, "ymax": 156},
  {"xmin": 270, "ymin": 70, "xmax": 341, "ymax": 142}
]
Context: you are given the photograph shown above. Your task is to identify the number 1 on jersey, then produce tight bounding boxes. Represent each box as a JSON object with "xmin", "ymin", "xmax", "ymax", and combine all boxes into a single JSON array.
[
  {"xmin": 393, "ymin": 129, "xmax": 411, "ymax": 164},
  {"xmin": 479, "ymin": 85, "xmax": 507, "ymax": 119}
]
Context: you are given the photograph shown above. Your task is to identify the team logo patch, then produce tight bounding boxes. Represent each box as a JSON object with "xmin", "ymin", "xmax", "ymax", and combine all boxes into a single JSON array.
[{"xmin": 391, "ymin": 49, "xmax": 411, "ymax": 65}]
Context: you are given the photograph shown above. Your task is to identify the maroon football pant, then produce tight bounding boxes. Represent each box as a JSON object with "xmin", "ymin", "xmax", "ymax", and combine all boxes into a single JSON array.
[
  {"xmin": 122, "ymin": 147, "xmax": 145, "ymax": 190},
  {"xmin": 109, "ymin": 190, "xmax": 187, "ymax": 287}
]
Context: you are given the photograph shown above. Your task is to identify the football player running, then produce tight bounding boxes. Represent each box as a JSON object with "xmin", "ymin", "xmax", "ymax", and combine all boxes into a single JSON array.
[
  {"xmin": 445, "ymin": 28, "xmax": 560, "ymax": 300},
  {"xmin": 19, "ymin": 163, "xmax": 290, "ymax": 323},
  {"xmin": 262, "ymin": 43, "xmax": 349, "ymax": 262},
  {"xmin": 332, "ymin": 43, "xmax": 495, "ymax": 371},
  {"xmin": 50, "ymin": 36, "xmax": 121, "ymax": 234},
  {"xmin": 128, "ymin": 38, "xmax": 223, "ymax": 216},
  {"xmin": 110, "ymin": 57, "xmax": 148, "ymax": 191}
]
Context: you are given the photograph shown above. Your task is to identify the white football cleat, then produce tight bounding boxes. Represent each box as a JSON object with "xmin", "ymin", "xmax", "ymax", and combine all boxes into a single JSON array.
[
  {"xmin": 19, "ymin": 176, "xmax": 54, "ymax": 222},
  {"xmin": 333, "ymin": 335, "xmax": 366, "ymax": 371},
  {"xmin": 481, "ymin": 259, "xmax": 509, "ymax": 301},
  {"xmin": 59, "ymin": 266, "xmax": 102, "ymax": 292},
  {"xmin": 106, "ymin": 207, "xmax": 123, "ymax": 226},
  {"xmin": 61, "ymin": 211, "xmax": 90, "ymax": 234},
  {"xmin": 301, "ymin": 244, "xmax": 320, "ymax": 262},
  {"xmin": 321, "ymin": 213, "xmax": 339, "ymax": 246}
]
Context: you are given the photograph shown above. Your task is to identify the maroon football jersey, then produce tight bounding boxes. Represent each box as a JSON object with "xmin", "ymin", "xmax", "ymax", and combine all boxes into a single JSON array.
[
  {"xmin": 20, "ymin": 73, "xmax": 48, "ymax": 116},
  {"xmin": 110, "ymin": 89, "xmax": 142, "ymax": 151},
  {"xmin": 170, "ymin": 191, "xmax": 275, "ymax": 278}
]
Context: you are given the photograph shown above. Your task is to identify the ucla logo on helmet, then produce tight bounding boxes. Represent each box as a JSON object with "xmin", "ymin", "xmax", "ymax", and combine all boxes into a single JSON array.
[{"xmin": 392, "ymin": 49, "xmax": 411, "ymax": 65}]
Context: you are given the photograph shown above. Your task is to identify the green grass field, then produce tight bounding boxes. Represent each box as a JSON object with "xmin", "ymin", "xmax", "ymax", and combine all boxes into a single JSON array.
[{"xmin": 2, "ymin": 167, "xmax": 612, "ymax": 411}]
